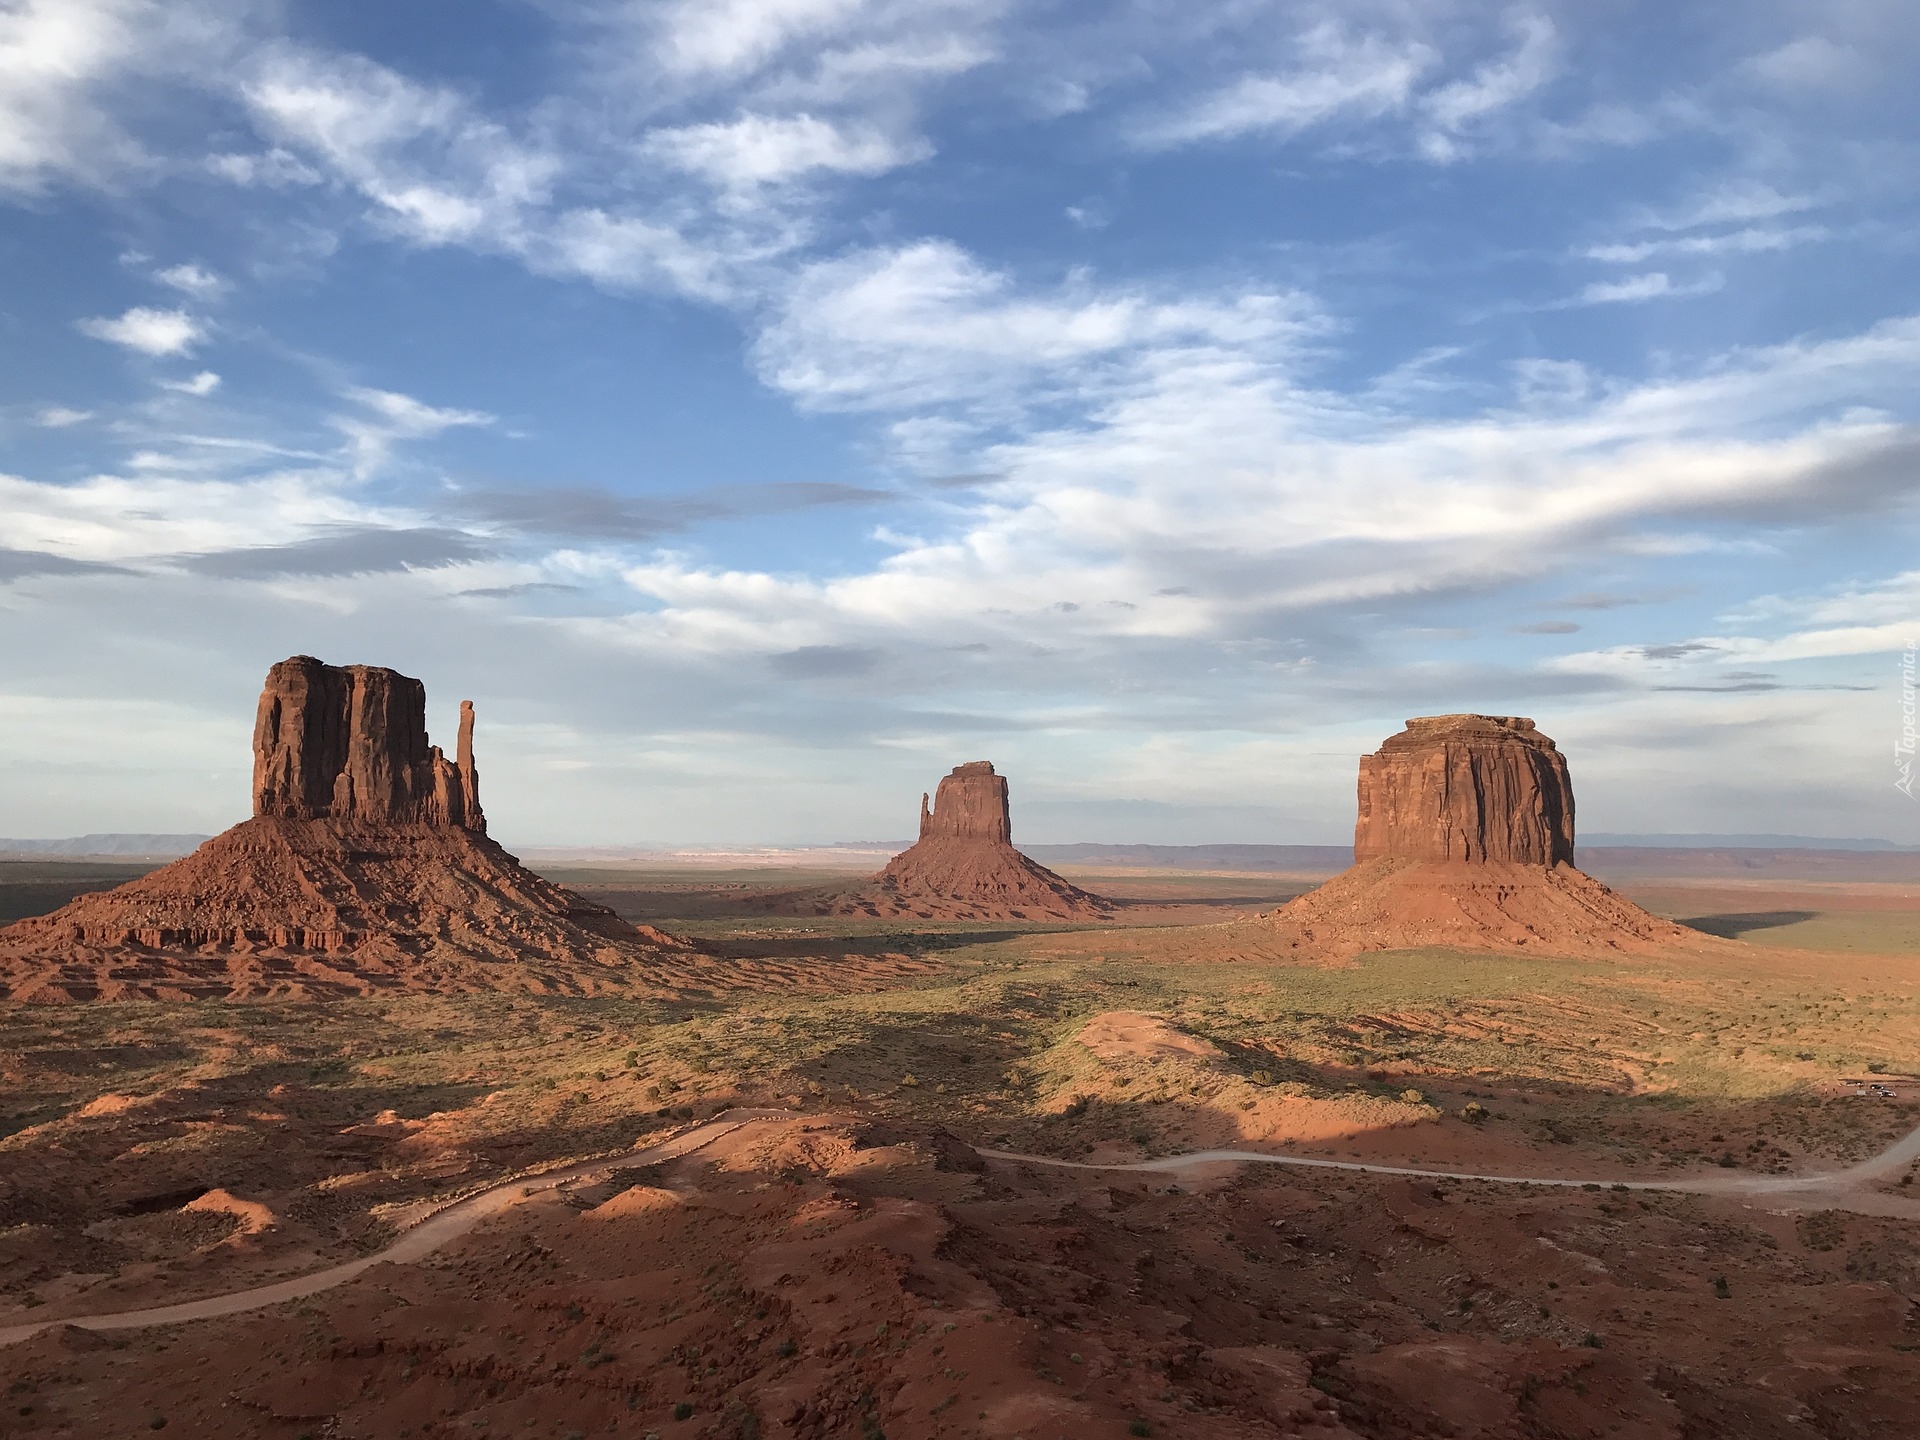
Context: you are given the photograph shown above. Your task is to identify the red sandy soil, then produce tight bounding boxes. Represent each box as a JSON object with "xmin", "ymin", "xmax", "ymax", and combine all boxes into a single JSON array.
[
  {"xmin": 5, "ymin": 1112, "xmax": 1919, "ymax": 1439},
  {"xmin": 0, "ymin": 820, "xmax": 939, "ymax": 1002},
  {"xmin": 1263, "ymin": 858, "xmax": 1718, "ymax": 960},
  {"xmin": 756, "ymin": 837, "xmax": 1116, "ymax": 923}
]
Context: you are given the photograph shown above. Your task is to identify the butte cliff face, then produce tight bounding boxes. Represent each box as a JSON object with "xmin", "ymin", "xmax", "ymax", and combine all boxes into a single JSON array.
[
  {"xmin": 0, "ymin": 657, "xmax": 696, "ymax": 1001},
  {"xmin": 1270, "ymin": 715, "xmax": 1698, "ymax": 958},
  {"xmin": 251, "ymin": 656, "xmax": 485, "ymax": 830},
  {"xmin": 1354, "ymin": 714, "xmax": 1573, "ymax": 866},
  {"xmin": 804, "ymin": 762, "xmax": 1111, "ymax": 921}
]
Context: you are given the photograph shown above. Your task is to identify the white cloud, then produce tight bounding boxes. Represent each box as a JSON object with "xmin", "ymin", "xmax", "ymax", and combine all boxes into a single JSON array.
[
  {"xmin": 0, "ymin": 467, "xmax": 372, "ymax": 563},
  {"xmin": 650, "ymin": 0, "xmax": 873, "ymax": 80},
  {"xmin": 648, "ymin": 112, "xmax": 930, "ymax": 191},
  {"xmin": 153, "ymin": 262, "xmax": 226, "ymax": 298},
  {"xmin": 242, "ymin": 47, "xmax": 561, "ymax": 247},
  {"xmin": 206, "ymin": 146, "xmax": 323, "ymax": 188},
  {"xmin": 1416, "ymin": 12, "xmax": 1557, "ymax": 162},
  {"xmin": 35, "ymin": 405, "xmax": 93, "ymax": 428},
  {"xmin": 160, "ymin": 370, "xmax": 221, "ymax": 396},
  {"xmin": 756, "ymin": 240, "xmax": 1314, "ymax": 414},
  {"xmin": 1136, "ymin": 24, "xmax": 1431, "ymax": 148},
  {"xmin": 1584, "ymin": 225, "xmax": 1828, "ymax": 264},
  {"xmin": 1745, "ymin": 35, "xmax": 1861, "ymax": 91},
  {"xmin": 0, "ymin": 0, "xmax": 150, "ymax": 190},
  {"xmin": 1642, "ymin": 181, "xmax": 1815, "ymax": 233},
  {"xmin": 334, "ymin": 385, "xmax": 494, "ymax": 476},
  {"xmin": 1559, "ymin": 271, "xmax": 1725, "ymax": 307},
  {"xmin": 76, "ymin": 305, "xmax": 203, "ymax": 355},
  {"xmin": 638, "ymin": 0, "xmax": 1002, "ymax": 102}
]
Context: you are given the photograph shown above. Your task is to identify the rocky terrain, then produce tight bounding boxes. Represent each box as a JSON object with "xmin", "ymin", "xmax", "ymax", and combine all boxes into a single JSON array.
[{"xmin": 4, "ymin": 704, "xmax": 1919, "ymax": 1438}]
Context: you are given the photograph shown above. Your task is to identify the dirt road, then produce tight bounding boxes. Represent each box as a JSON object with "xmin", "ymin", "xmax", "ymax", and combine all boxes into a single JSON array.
[{"xmin": 6, "ymin": 1108, "xmax": 1917, "ymax": 1348}]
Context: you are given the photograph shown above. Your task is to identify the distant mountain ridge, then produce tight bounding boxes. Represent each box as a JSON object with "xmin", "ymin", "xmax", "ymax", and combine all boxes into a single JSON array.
[
  {"xmin": 0, "ymin": 835, "xmax": 211, "ymax": 858},
  {"xmin": 1581, "ymin": 833, "xmax": 1920, "ymax": 851},
  {"xmin": 6, "ymin": 833, "xmax": 1917, "ymax": 865}
]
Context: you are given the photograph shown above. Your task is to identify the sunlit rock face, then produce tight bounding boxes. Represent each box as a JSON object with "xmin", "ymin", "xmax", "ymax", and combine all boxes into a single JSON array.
[{"xmin": 1354, "ymin": 714, "xmax": 1574, "ymax": 867}]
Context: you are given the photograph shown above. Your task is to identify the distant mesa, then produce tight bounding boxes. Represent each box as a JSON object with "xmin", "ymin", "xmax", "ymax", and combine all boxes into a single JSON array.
[
  {"xmin": 0, "ymin": 655, "xmax": 693, "ymax": 1001},
  {"xmin": 1268, "ymin": 714, "xmax": 1703, "ymax": 958},
  {"xmin": 790, "ymin": 762, "xmax": 1113, "ymax": 921}
]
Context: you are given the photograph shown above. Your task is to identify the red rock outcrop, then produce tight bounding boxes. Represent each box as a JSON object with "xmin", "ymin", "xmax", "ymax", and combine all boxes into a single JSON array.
[
  {"xmin": 0, "ymin": 657, "xmax": 697, "ymax": 1000},
  {"xmin": 1270, "ymin": 715, "xmax": 1704, "ymax": 958},
  {"xmin": 1355, "ymin": 714, "xmax": 1572, "ymax": 865},
  {"xmin": 252, "ymin": 656, "xmax": 484, "ymax": 829},
  {"xmin": 792, "ymin": 762, "xmax": 1112, "ymax": 921}
]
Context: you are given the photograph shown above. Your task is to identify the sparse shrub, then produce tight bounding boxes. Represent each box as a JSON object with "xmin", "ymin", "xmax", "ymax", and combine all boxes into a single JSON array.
[
  {"xmin": 1128, "ymin": 1422, "xmax": 1153, "ymax": 1437},
  {"xmin": 1717, "ymin": 1153, "xmax": 1738, "ymax": 1168},
  {"xmin": 1460, "ymin": 1102, "xmax": 1489, "ymax": 1125},
  {"xmin": 673, "ymin": 1402, "xmax": 694, "ymax": 1420},
  {"xmin": 1713, "ymin": 1276, "xmax": 1731, "ymax": 1299},
  {"xmin": 1400, "ymin": 1088, "xmax": 1424, "ymax": 1104},
  {"xmin": 1869, "ymin": 1062, "xmax": 1889, "ymax": 1074},
  {"xmin": 776, "ymin": 1339, "xmax": 797, "ymax": 1358},
  {"xmin": 899, "ymin": 1074, "xmax": 919, "ymax": 1088},
  {"xmin": 1063, "ymin": 1094, "xmax": 1090, "ymax": 1117},
  {"xmin": 1799, "ymin": 1211, "xmax": 1848, "ymax": 1252},
  {"xmin": 1251, "ymin": 1069, "xmax": 1273, "ymax": 1086},
  {"xmin": 1580, "ymin": 1332, "xmax": 1603, "ymax": 1348}
]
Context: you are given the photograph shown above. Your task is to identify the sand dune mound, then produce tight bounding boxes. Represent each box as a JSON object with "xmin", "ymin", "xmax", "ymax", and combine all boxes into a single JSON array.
[
  {"xmin": 775, "ymin": 762, "xmax": 1113, "ymax": 921},
  {"xmin": 1075, "ymin": 1011, "xmax": 1224, "ymax": 1062},
  {"xmin": 0, "ymin": 656, "xmax": 694, "ymax": 1001},
  {"xmin": 1267, "ymin": 715, "xmax": 1710, "ymax": 959}
]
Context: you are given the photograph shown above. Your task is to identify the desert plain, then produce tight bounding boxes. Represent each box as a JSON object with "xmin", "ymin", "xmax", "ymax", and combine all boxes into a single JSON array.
[{"xmin": 3, "ymin": 840, "xmax": 1920, "ymax": 1440}]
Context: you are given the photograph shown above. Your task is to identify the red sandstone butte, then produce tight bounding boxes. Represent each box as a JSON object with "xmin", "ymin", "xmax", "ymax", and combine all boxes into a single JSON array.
[
  {"xmin": 251, "ymin": 656, "xmax": 485, "ymax": 829},
  {"xmin": 813, "ymin": 762, "xmax": 1112, "ymax": 921},
  {"xmin": 0, "ymin": 656, "xmax": 692, "ymax": 1001},
  {"xmin": 1355, "ymin": 714, "xmax": 1574, "ymax": 866},
  {"xmin": 1270, "ymin": 714, "xmax": 1701, "ymax": 958}
]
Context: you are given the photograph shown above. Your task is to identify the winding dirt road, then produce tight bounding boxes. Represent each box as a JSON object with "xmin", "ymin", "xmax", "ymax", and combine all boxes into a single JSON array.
[{"xmin": 5, "ymin": 1108, "xmax": 1917, "ymax": 1349}]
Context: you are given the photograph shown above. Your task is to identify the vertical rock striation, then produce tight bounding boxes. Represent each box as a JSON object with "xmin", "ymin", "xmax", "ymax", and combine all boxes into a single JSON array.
[
  {"xmin": 918, "ymin": 761, "xmax": 1013, "ymax": 844},
  {"xmin": 1354, "ymin": 715, "xmax": 1573, "ymax": 865},
  {"xmin": 252, "ymin": 656, "xmax": 484, "ymax": 830}
]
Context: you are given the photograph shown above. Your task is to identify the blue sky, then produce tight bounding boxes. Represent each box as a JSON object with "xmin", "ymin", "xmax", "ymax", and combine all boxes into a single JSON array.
[{"xmin": 2, "ymin": 0, "xmax": 1918, "ymax": 846}]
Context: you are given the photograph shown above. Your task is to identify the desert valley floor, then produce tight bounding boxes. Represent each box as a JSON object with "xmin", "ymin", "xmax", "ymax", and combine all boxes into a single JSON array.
[{"xmin": 3, "ymin": 852, "xmax": 1919, "ymax": 1439}]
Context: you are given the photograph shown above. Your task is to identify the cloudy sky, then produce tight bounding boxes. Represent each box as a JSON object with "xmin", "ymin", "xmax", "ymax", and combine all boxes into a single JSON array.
[{"xmin": 2, "ymin": 0, "xmax": 1917, "ymax": 847}]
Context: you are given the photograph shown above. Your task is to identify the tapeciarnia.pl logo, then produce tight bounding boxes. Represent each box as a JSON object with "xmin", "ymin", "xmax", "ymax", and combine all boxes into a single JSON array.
[{"xmin": 1899, "ymin": 639, "xmax": 1917, "ymax": 798}]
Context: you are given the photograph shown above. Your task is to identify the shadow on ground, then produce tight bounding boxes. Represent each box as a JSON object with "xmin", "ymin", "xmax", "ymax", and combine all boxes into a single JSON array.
[{"xmin": 1679, "ymin": 910, "xmax": 1820, "ymax": 938}]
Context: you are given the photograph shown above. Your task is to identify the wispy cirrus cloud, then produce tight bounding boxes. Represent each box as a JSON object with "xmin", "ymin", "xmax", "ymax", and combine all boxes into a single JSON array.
[
  {"xmin": 1132, "ymin": 23, "xmax": 1433, "ymax": 149},
  {"xmin": 648, "ymin": 112, "xmax": 930, "ymax": 194}
]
